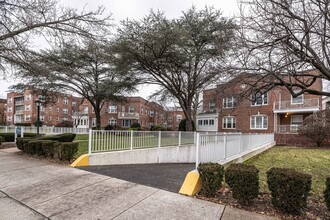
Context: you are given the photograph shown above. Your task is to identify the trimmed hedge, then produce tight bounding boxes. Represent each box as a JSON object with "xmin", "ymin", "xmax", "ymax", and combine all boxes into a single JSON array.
[
  {"xmin": 16, "ymin": 137, "xmax": 33, "ymax": 151},
  {"xmin": 225, "ymin": 163, "xmax": 259, "ymax": 205},
  {"xmin": 40, "ymin": 133, "xmax": 76, "ymax": 142},
  {"xmin": 59, "ymin": 142, "xmax": 79, "ymax": 162},
  {"xmin": 0, "ymin": 133, "xmax": 15, "ymax": 142},
  {"xmin": 41, "ymin": 141, "xmax": 59, "ymax": 158},
  {"xmin": 197, "ymin": 163, "xmax": 224, "ymax": 197},
  {"xmin": 0, "ymin": 136, "xmax": 4, "ymax": 145},
  {"xmin": 267, "ymin": 167, "xmax": 312, "ymax": 214},
  {"xmin": 324, "ymin": 177, "xmax": 330, "ymax": 211}
]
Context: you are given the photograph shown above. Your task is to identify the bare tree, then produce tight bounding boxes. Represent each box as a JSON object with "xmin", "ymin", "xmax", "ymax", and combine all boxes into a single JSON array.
[
  {"xmin": 12, "ymin": 40, "xmax": 139, "ymax": 129},
  {"xmin": 113, "ymin": 7, "xmax": 236, "ymax": 131},
  {"xmin": 237, "ymin": 0, "xmax": 330, "ymax": 97},
  {"xmin": 0, "ymin": 0, "xmax": 112, "ymax": 75}
]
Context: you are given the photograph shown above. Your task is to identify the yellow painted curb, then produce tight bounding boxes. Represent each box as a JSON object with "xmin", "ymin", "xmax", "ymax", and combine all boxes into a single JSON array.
[
  {"xmin": 70, "ymin": 154, "xmax": 89, "ymax": 167},
  {"xmin": 179, "ymin": 170, "xmax": 202, "ymax": 196}
]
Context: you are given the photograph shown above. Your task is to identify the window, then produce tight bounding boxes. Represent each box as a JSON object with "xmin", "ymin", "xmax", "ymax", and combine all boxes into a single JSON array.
[
  {"xmin": 63, "ymin": 97, "xmax": 68, "ymax": 105},
  {"xmin": 128, "ymin": 106, "xmax": 135, "ymax": 114},
  {"xmin": 8, "ymin": 106, "xmax": 12, "ymax": 112},
  {"xmin": 62, "ymin": 117, "xmax": 68, "ymax": 121},
  {"xmin": 150, "ymin": 122, "xmax": 154, "ymax": 127},
  {"xmin": 291, "ymin": 91, "xmax": 303, "ymax": 104},
  {"xmin": 122, "ymin": 106, "xmax": 125, "ymax": 112},
  {"xmin": 24, "ymin": 115, "xmax": 31, "ymax": 121},
  {"xmin": 92, "ymin": 118, "xmax": 96, "ymax": 127},
  {"xmin": 209, "ymin": 100, "xmax": 216, "ymax": 110},
  {"xmin": 72, "ymin": 101, "xmax": 76, "ymax": 107},
  {"xmin": 176, "ymin": 115, "xmax": 182, "ymax": 122},
  {"xmin": 56, "ymin": 116, "xmax": 59, "ymax": 121},
  {"xmin": 108, "ymin": 105, "xmax": 117, "ymax": 113},
  {"xmin": 251, "ymin": 92, "xmax": 268, "ymax": 106},
  {"xmin": 40, "ymin": 106, "xmax": 45, "ymax": 112},
  {"xmin": 56, "ymin": 107, "xmax": 59, "ymax": 112},
  {"xmin": 7, "ymin": 115, "xmax": 12, "ymax": 121},
  {"xmin": 198, "ymin": 120, "xmax": 202, "ymax": 125},
  {"xmin": 25, "ymin": 105, "xmax": 30, "ymax": 111},
  {"xmin": 209, "ymin": 119, "xmax": 215, "ymax": 125},
  {"xmin": 48, "ymin": 116, "xmax": 52, "ymax": 121},
  {"xmin": 291, "ymin": 115, "xmax": 303, "ymax": 125},
  {"xmin": 83, "ymin": 106, "xmax": 88, "ymax": 114},
  {"xmin": 63, "ymin": 108, "xmax": 68, "ymax": 114},
  {"xmin": 150, "ymin": 110, "xmax": 154, "ymax": 117},
  {"xmin": 203, "ymin": 120, "xmax": 209, "ymax": 125},
  {"xmin": 8, "ymin": 98, "xmax": 12, "ymax": 104},
  {"xmin": 92, "ymin": 107, "xmax": 95, "ymax": 113},
  {"xmin": 250, "ymin": 115, "xmax": 268, "ymax": 129},
  {"xmin": 122, "ymin": 119, "xmax": 131, "ymax": 127},
  {"xmin": 141, "ymin": 107, "xmax": 144, "ymax": 114},
  {"xmin": 223, "ymin": 117, "xmax": 236, "ymax": 129},
  {"xmin": 109, "ymin": 119, "xmax": 116, "ymax": 126},
  {"xmin": 40, "ymin": 115, "xmax": 44, "ymax": 121},
  {"xmin": 223, "ymin": 97, "xmax": 236, "ymax": 108},
  {"xmin": 48, "ymin": 106, "xmax": 52, "ymax": 112},
  {"xmin": 25, "ymin": 94, "xmax": 31, "ymax": 101}
]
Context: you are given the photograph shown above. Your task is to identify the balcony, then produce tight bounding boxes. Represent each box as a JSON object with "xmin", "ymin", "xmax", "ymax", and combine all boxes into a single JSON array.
[
  {"xmin": 15, "ymin": 110, "xmax": 24, "ymax": 114},
  {"xmin": 118, "ymin": 112, "xmax": 139, "ymax": 119},
  {"xmin": 275, "ymin": 125, "xmax": 302, "ymax": 134},
  {"xmin": 273, "ymin": 98, "xmax": 320, "ymax": 113}
]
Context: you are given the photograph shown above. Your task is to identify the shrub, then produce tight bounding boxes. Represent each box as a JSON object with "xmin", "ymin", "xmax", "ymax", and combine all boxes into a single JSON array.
[
  {"xmin": 22, "ymin": 138, "xmax": 33, "ymax": 153},
  {"xmin": 131, "ymin": 122, "xmax": 141, "ymax": 129},
  {"xmin": 150, "ymin": 125, "xmax": 168, "ymax": 131},
  {"xmin": 40, "ymin": 133, "xmax": 76, "ymax": 142},
  {"xmin": 267, "ymin": 167, "xmax": 312, "ymax": 214},
  {"xmin": 16, "ymin": 137, "xmax": 33, "ymax": 151},
  {"xmin": 225, "ymin": 163, "xmax": 259, "ymax": 205},
  {"xmin": 59, "ymin": 142, "xmax": 79, "ymax": 162},
  {"xmin": 34, "ymin": 120, "xmax": 43, "ymax": 127},
  {"xmin": 0, "ymin": 136, "xmax": 4, "ymax": 145},
  {"xmin": 55, "ymin": 121, "xmax": 73, "ymax": 127},
  {"xmin": 22, "ymin": 133, "xmax": 38, "ymax": 138},
  {"xmin": 14, "ymin": 123, "xmax": 31, "ymax": 126},
  {"xmin": 41, "ymin": 141, "xmax": 59, "ymax": 158},
  {"xmin": 197, "ymin": 163, "xmax": 224, "ymax": 197},
  {"xmin": 324, "ymin": 177, "xmax": 330, "ymax": 211},
  {"xmin": 104, "ymin": 124, "xmax": 114, "ymax": 130},
  {"xmin": 0, "ymin": 133, "xmax": 15, "ymax": 142},
  {"xmin": 178, "ymin": 119, "xmax": 195, "ymax": 131}
]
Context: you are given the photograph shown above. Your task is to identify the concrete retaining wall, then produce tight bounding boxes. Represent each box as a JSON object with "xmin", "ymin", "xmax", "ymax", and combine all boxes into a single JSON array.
[{"xmin": 89, "ymin": 144, "xmax": 196, "ymax": 166}]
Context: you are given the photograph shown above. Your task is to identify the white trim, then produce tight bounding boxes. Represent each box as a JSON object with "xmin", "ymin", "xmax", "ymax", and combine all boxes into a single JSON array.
[
  {"xmin": 250, "ymin": 115, "xmax": 268, "ymax": 130},
  {"xmin": 290, "ymin": 115, "xmax": 303, "ymax": 125},
  {"xmin": 222, "ymin": 116, "xmax": 236, "ymax": 129},
  {"xmin": 251, "ymin": 92, "xmax": 268, "ymax": 106},
  {"xmin": 291, "ymin": 90, "xmax": 304, "ymax": 104}
]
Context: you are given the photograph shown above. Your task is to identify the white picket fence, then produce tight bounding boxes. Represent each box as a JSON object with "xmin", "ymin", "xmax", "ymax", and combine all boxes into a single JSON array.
[
  {"xmin": 195, "ymin": 133, "xmax": 274, "ymax": 168},
  {"xmin": 88, "ymin": 130, "xmax": 196, "ymax": 154},
  {"xmin": 0, "ymin": 126, "xmax": 89, "ymax": 135}
]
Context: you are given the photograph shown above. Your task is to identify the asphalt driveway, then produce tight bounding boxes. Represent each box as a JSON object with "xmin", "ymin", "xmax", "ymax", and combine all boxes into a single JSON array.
[{"xmin": 79, "ymin": 163, "xmax": 195, "ymax": 193}]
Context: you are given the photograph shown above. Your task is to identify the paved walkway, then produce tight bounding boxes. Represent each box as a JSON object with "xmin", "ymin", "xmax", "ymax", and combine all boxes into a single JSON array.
[{"xmin": 0, "ymin": 148, "xmax": 278, "ymax": 220}]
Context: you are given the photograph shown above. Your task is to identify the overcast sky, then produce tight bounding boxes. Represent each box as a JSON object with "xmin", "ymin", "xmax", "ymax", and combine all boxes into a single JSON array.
[{"xmin": 0, "ymin": 0, "xmax": 239, "ymax": 99}]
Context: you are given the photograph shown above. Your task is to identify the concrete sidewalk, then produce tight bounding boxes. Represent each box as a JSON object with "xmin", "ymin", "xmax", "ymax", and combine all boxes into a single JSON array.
[{"xmin": 0, "ymin": 148, "xmax": 278, "ymax": 220}]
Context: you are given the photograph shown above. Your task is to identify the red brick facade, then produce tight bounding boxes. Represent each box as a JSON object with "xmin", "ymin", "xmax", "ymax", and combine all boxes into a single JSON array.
[
  {"xmin": 0, "ymin": 98, "xmax": 6, "ymax": 125},
  {"xmin": 198, "ymin": 71, "xmax": 323, "ymax": 134}
]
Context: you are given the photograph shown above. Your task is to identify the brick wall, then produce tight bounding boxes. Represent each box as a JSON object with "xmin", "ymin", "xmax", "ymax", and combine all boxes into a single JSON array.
[{"xmin": 275, "ymin": 133, "xmax": 330, "ymax": 147}]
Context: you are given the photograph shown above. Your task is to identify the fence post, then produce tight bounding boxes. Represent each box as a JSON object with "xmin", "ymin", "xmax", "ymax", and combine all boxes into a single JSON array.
[
  {"xmin": 195, "ymin": 133, "xmax": 200, "ymax": 170},
  {"xmin": 178, "ymin": 131, "xmax": 181, "ymax": 147},
  {"xmin": 193, "ymin": 131, "xmax": 197, "ymax": 145},
  {"xmin": 21, "ymin": 127, "xmax": 24, "ymax": 138},
  {"xmin": 88, "ymin": 129, "xmax": 92, "ymax": 154},
  {"xmin": 5, "ymin": 126, "xmax": 8, "ymax": 133},
  {"xmin": 14, "ymin": 126, "xmax": 17, "ymax": 142},
  {"xmin": 130, "ymin": 130, "xmax": 133, "ymax": 150},
  {"xmin": 238, "ymin": 133, "xmax": 242, "ymax": 154},
  {"xmin": 223, "ymin": 133, "xmax": 227, "ymax": 159},
  {"xmin": 158, "ymin": 130, "xmax": 161, "ymax": 148}
]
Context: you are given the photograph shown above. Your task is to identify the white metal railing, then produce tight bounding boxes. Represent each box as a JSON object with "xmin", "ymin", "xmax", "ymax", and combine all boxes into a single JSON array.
[
  {"xmin": 117, "ymin": 112, "xmax": 139, "ymax": 119},
  {"xmin": 195, "ymin": 133, "xmax": 274, "ymax": 168},
  {"xmin": 0, "ymin": 126, "xmax": 89, "ymax": 135},
  {"xmin": 275, "ymin": 125, "xmax": 301, "ymax": 133},
  {"xmin": 273, "ymin": 98, "xmax": 319, "ymax": 110},
  {"xmin": 88, "ymin": 130, "xmax": 196, "ymax": 153}
]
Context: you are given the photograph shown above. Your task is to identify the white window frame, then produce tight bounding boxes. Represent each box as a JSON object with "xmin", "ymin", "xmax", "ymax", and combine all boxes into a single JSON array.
[
  {"xmin": 63, "ymin": 108, "xmax": 68, "ymax": 114},
  {"xmin": 109, "ymin": 119, "xmax": 116, "ymax": 126},
  {"xmin": 223, "ymin": 97, "xmax": 236, "ymax": 108},
  {"xmin": 48, "ymin": 116, "xmax": 52, "ymax": 121},
  {"xmin": 7, "ymin": 115, "xmax": 12, "ymax": 121},
  {"xmin": 83, "ymin": 106, "xmax": 88, "ymax": 114},
  {"xmin": 24, "ymin": 115, "xmax": 31, "ymax": 121},
  {"xmin": 40, "ymin": 115, "xmax": 44, "ymax": 121},
  {"xmin": 198, "ymin": 120, "xmax": 203, "ymax": 125},
  {"xmin": 128, "ymin": 106, "xmax": 135, "ymax": 114},
  {"xmin": 291, "ymin": 115, "xmax": 303, "ymax": 125},
  {"xmin": 251, "ymin": 92, "xmax": 268, "ymax": 106},
  {"xmin": 92, "ymin": 118, "xmax": 96, "ymax": 127},
  {"xmin": 291, "ymin": 90, "xmax": 304, "ymax": 104},
  {"xmin": 209, "ymin": 100, "xmax": 216, "ymax": 110},
  {"xmin": 176, "ymin": 115, "xmax": 182, "ymax": 122},
  {"xmin": 122, "ymin": 119, "xmax": 131, "ymax": 127},
  {"xmin": 25, "ymin": 94, "xmax": 31, "ymax": 101},
  {"xmin": 8, "ymin": 106, "xmax": 12, "ymax": 112},
  {"xmin": 8, "ymin": 98, "xmax": 12, "ymax": 104},
  {"xmin": 63, "ymin": 97, "xmax": 68, "ymax": 105},
  {"xmin": 222, "ymin": 116, "xmax": 236, "ymax": 129},
  {"xmin": 108, "ymin": 105, "xmax": 117, "ymax": 113},
  {"xmin": 250, "ymin": 115, "xmax": 268, "ymax": 129}
]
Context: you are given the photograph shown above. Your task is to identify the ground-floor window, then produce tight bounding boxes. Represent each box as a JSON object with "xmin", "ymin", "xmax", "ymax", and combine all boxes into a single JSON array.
[
  {"xmin": 92, "ymin": 118, "xmax": 96, "ymax": 127},
  {"xmin": 109, "ymin": 119, "xmax": 116, "ymax": 126},
  {"xmin": 291, "ymin": 115, "xmax": 303, "ymax": 125},
  {"xmin": 223, "ymin": 116, "xmax": 236, "ymax": 129},
  {"xmin": 122, "ymin": 119, "xmax": 131, "ymax": 127},
  {"xmin": 250, "ymin": 115, "xmax": 268, "ymax": 129}
]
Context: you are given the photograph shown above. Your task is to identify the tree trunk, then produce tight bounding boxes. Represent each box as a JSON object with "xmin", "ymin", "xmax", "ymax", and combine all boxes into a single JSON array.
[
  {"xmin": 185, "ymin": 108, "xmax": 194, "ymax": 131},
  {"xmin": 95, "ymin": 108, "xmax": 101, "ymax": 130}
]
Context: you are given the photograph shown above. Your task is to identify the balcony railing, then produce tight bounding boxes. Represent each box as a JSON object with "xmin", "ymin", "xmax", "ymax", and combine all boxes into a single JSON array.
[
  {"xmin": 15, "ymin": 100, "xmax": 24, "ymax": 106},
  {"xmin": 15, "ymin": 110, "xmax": 24, "ymax": 114},
  {"xmin": 275, "ymin": 125, "xmax": 302, "ymax": 134},
  {"xmin": 273, "ymin": 98, "xmax": 319, "ymax": 111},
  {"xmin": 118, "ymin": 112, "xmax": 139, "ymax": 119}
]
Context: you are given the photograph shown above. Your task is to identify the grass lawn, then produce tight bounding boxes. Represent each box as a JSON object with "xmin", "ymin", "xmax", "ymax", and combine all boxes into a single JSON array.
[
  {"xmin": 75, "ymin": 134, "xmax": 89, "ymax": 157},
  {"xmin": 245, "ymin": 146, "xmax": 330, "ymax": 198}
]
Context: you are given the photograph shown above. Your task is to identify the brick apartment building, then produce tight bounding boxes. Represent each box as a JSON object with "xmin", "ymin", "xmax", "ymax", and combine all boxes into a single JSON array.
[
  {"xmin": 74, "ymin": 97, "xmax": 169, "ymax": 130},
  {"xmin": 197, "ymin": 70, "xmax": 323, "ymax": 135},
  {"xmin": 0, "ymin": 98, "xmax": 7, "ymax": 125},
  {"xmin": 6, "ymin": 90, "xmax": 186, "ymax": 130},
  {"xmin": 164, "ymin": 107, "xmax": 185, "ymax": 131},
  {"xmin": 6, "ymin": 90, "xmax": 81, "ymax": 126}
]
